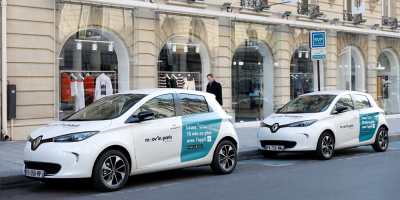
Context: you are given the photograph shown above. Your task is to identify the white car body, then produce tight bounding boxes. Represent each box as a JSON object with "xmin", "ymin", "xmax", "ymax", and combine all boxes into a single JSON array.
[
  {"xmin": 257, "ymin": 91, "xmax": 388, "ymax": 152},
  {"xmin": 23, "ymin": 89, "xmax": 238, "ymax": 179}
]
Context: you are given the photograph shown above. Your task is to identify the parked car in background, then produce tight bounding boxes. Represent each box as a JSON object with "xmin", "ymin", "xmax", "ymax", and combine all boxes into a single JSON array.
[{"xmin": 258, "ymin": 91, "xmax": 389, "ymax": 160}]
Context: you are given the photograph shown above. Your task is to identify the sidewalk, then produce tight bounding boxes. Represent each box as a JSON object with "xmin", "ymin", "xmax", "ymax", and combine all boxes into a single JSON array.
[{"xmin": 1, "ymin": 118, "xmax": 399, "ymax": 186}]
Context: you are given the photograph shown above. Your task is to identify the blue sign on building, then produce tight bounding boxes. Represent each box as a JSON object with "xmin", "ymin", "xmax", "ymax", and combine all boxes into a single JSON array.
[{"xmin": 309, "ymin": 31, "xmax": 326, "ymax": 49}]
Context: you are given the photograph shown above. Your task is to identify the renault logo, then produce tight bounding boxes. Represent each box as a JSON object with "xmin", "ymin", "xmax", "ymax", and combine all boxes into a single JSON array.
[{"xmin": 271, "ymin": 123, "xmax": 279, "ymax": 133}]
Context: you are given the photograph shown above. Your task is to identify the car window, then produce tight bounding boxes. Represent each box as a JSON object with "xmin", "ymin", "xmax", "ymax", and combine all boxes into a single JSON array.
[
  {"xmin": 66, "ymin": 94, "xmax": 147, "ymax": 121},
  {"xmin": 353, "ymin": 94, "xmax": 371, "ymax": 109},
  {"xmin": 333, "ymin": 94, "xmax": 354, "ymax": 111},
  {"xmin": 132, "ymin": 94, "xmax": 176, "ymax": 119},
  {"xmin": 277, "ymin": 95, "xmax": 336, "ymax": 113},
  {"xmin": 179, "ymin": 94, "xmax": 209, "ymax": 115}
]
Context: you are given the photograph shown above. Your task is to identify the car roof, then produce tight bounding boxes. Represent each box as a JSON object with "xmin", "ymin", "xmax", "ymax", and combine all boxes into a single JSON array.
[
  {"xmin": 119, "ymin": 88, "xmax": 215, "ymax": 98},
  {"xmin": 301, "ymin": 90, "xmax": 372, "ymax": 96}
]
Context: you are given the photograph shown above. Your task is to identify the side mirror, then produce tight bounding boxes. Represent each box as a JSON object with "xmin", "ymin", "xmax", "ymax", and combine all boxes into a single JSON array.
[
  {"xmin": 336, "ymin": 106, "xmax": 348, "ymax": 113},
  {"xmin": 138, "ymin": 111, "xmax": 155, "ymax": 121}
]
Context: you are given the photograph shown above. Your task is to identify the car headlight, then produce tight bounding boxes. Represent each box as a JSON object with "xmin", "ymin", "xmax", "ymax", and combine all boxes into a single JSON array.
[
  {"xmin": 286, "ymin": 120, "xmax": 317, "ymax": 127},
  {"xmin": 53, "ymin": 131, "xmax": 99, "ymax": 142}
]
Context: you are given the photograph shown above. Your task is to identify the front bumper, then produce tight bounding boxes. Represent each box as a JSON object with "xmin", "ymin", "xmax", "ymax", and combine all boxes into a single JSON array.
[
  {"xmin": 23, "ymin": 140, "xmax": 100, "ymax": 179},
  {"xmin": 257, "ymin": 126, "xmax": 320, "ymax": 151}
]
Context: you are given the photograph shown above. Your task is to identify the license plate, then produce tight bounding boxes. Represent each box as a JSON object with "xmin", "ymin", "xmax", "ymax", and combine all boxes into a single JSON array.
[
  {"xmin": 265, "ymin": 145, "xmax": 285, "ymax": 151},
  {"xmin": 25, "ymin": 168, "xmax": 45, "ymax": 178}
]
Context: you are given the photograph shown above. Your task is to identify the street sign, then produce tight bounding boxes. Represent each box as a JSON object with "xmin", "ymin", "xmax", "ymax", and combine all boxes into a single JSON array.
[
  {"xmin": 311, "ymin": 49, "xmax": 327, "ymax": 60},
  {"xmin": 309, "ymin": 31, "xmax": 326, "ymax": 49}
]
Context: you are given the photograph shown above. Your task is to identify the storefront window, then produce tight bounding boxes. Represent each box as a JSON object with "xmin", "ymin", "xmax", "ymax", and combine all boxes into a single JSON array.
[
  {"xmin": 337, "ymin": 33, "xmax": 368, "ymax": 92},
  {"xmin": 290, "ymin": 45, "xmax": 314, "ymax": 99},
  {"xmin": 231, "ymin": 22, "xmax": 279, "ymax": 122},
  {"xmin": 376, "ymin": 37, "xmax": 400, "ymax": 115},
  {"xmin": 156, "ymin": 13, "xmax": 219, "ymax": 92},
  {"xmin": 56, "ymin": 3, "xmax": 136, "ymax": 119}
]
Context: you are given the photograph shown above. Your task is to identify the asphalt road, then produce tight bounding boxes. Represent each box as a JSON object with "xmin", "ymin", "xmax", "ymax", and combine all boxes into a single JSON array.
[{"xmin": 1, "ymin": 142, "xmax": 400, "ymax": 200}]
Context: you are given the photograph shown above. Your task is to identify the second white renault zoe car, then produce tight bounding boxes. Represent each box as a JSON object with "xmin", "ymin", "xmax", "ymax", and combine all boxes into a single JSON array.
[
  {"xmin": 23, "ymin": 88, "xmax": 238, "ymax": 191},
  {"xmin": 258, "ymin": 91, "xmax": 389, "ymax": 160}
]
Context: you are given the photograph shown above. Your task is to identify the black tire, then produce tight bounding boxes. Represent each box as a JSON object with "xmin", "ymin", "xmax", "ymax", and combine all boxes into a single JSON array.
[
  {"xmin": 210, "ymin": 140, "xmax": 237, "ymax": 174},
  {"xmin": 260, "ymin": 150, "xmax": 279, "ymax": 158},
  {"xmin": 315, "ymin": 132, "xmax": 335, "ymax": 160},
  {"xmin": 372, "ymin": 127, "xmax": 389, "ymax": 152},
  {"xmin": 92, "ymin": 150, "xmax": 130, "ymax": 192}
]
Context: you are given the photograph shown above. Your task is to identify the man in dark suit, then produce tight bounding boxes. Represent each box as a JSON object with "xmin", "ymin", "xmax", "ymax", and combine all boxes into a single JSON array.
[{"xmin": 206, "ymin": 74, "xmax": 223, "ymax": 106}]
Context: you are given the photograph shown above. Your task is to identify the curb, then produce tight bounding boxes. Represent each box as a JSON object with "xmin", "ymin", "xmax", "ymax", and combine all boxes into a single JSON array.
[
  {"xmin": 0, "ymin": 174, "xmax": 34, "ymax": 187},
  {"xmin": 1, "ymin": 136, "xmax": 399, "ymax": 187}
]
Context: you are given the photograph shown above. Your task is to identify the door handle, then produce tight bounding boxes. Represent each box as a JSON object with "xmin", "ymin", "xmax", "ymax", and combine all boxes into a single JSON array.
[
  {"xmin": 171, "ymin": 125, "xmax": 179, "ymax": 129},
  {"xmin": 353, "ymin": 116, "xmax": 359, "ymax": 119}
]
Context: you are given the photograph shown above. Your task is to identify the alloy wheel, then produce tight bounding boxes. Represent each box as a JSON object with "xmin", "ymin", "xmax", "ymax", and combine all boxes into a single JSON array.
[
  {"xmin": 321, "ymin": 136, "xmax": 334, "ymax": 157},
  {"xmin": 378, "ymin": 130, "xmax": 388, "ymax": 149},
  {"xmin": 219, "ymin": 145, "xmax": 236, "ymax": 171},
  {"xmin": 101, "ymin": 155, "xmax": 126, "ymax": 187}
]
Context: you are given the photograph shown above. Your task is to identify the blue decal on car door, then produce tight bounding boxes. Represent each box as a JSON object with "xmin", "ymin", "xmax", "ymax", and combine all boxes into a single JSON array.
[
  {"xmin": 181, "ymin": 112, "xmax": 222, "ymax": 162},
  {"xmin": 359, "ymin": 112, "xmax": 379, "ymax": 142}
]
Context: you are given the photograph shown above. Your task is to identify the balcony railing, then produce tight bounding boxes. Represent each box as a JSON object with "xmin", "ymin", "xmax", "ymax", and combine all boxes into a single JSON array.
[
  {"xmin": 382, "ymin": 16, "xmax": 398, "ymax": 28},
  {"xmin": 241, "ymin": 0, "xmax": 268, "ymax": 9},
  {"xmin": 297, "ymin": 3, "xmax": 321, "ymax": 18},
  {"xmin": 343, "ymin": 10, "xmax": 364, "ymax": 24}
]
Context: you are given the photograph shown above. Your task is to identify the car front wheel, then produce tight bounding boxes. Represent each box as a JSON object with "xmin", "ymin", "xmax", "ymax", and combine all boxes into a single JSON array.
[
  {"xmin": 315, "ymin": 132, "xmax": 335, "ymax": 160},
  {"xmin": 92, "ymin": 150, "xmax": 130, "ymax": 191},
  {"xmin": 372, "ymin": 127, "xmax": 389, "ymax": 152},
  {"xmin": 210, "ymin": 140, "xmax": 237, "ymax": 174}
]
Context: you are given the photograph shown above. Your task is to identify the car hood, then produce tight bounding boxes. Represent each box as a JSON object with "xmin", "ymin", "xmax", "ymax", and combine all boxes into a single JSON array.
[
  {"xmin": 263, "ymin": 113, "xmax": 324, "ymax": 126},
  {"xmin": 29, "ymin": 120, "xmax": 112, "ymax": 140}
]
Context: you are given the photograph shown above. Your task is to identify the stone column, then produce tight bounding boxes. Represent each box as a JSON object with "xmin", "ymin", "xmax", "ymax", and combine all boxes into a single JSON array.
[
  {"xmin": 137, "ymin": 8, "xmax": 157, "ymax": 89},
  {"xmin": 217, "ymin": 17, "xmax": 231, "ymax": 112}
]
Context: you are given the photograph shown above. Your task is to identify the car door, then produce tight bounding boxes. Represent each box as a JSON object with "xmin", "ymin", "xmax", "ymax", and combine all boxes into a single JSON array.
[
  {"xmin": 353, "ymin": 94, "xmax": 378, "ymax": 143},
  {"xmin": 130, "ymin": 93, "xmax": 182, "ymax": 169},
  {"xmin": 333, "ymin": 94, "xmax": 360, "ymax": 148},
  {"xmin": 178, "ymin": 93, "xmax": 223, "ymax": 163}
]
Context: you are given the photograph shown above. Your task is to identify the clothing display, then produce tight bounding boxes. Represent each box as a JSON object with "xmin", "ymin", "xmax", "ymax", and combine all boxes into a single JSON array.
[
  {"xmin": 83, "ymin": 75, "xmax": 95, "ymax": 100},
  {"xmin": 61, "ymin": 71, "xmax": 117, "ymax": 115},
  {"xmin": 61, "ymin": 73, "xmax": 72, "ymax": 103},
  {"xmin": 95, "ymin": 73, "xmax": 114, "ymax": 101},
  {"xmin": 170, "ymin": 75, "xmax": 178, "ymax": 88},
  {"xmin": 71, "ymin": 80, "xmax": 85, "ymax": 112},
  {"xmin": 187, "ymin": 78, "xmax": 195, "ymax": 90},
  {"xmin": 176, "ymin": 74, "xmax": 184, "ymax": 88},
  {"xmin": 158, "ymin": 72, "xmax": 199, "ymax": 90}
]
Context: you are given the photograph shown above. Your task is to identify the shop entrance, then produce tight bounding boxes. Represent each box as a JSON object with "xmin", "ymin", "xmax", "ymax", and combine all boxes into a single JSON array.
[
  {"xmin": 338, "ymin": 46, "xmax": 366, "ymax": 92},
  {"xmin": 377, "ymin": 49, "xmax": 400, "ymax": 115},
  {"xmin": 157, "ymin": 36, "xmax": 210, "ymax": 92},
  {"xmin": 58, "ymin": 29, "xmax": 129, "ymax": 119},
  {"xmin": 231, "ymin": 40, "xmax": 273, "ymax": 122}
]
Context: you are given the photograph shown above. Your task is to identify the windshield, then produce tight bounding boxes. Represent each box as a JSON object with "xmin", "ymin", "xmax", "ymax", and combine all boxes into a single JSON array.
[
  {"xmin": 66, "ymin": 94, "xmax": 147, "ymax": 121},
  {"xmin": 277, "ymin": 95, "xmax": 336, "ymax": 114}
]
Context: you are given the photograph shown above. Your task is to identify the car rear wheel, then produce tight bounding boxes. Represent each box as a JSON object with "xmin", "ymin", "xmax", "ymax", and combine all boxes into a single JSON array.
[
  {"xmin": 260, "ymin": 150, "xmax": 278, "ymax": 158},
  {"xmin": 92, "ymin": 150, "xmax": 130, "ymax": 191},
  {"xmin": 315, "ymin": 132, "xmax": 335, "ymax": 160},
  {"xmin": 372, "ymin": 127, "xmax": 389, "ymax": 152},
  {"xmin": 210, "ymin": 140, "xmax": 237, "ymax": 174}
]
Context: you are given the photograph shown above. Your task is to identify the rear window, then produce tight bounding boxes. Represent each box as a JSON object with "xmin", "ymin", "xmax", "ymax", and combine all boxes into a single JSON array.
[
  {"xmin": 179, "ymin": 94, "xmax": 209, "ymax": 115},
  {"xmin": 353, "ymin": 95, "xmax": 371, "ymax": 109}
]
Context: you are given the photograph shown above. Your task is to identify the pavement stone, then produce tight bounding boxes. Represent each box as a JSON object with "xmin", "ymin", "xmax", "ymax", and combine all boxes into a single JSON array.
[{"xmin": 1, "ymin": 118, "xmax": 399, "ymax": 186}]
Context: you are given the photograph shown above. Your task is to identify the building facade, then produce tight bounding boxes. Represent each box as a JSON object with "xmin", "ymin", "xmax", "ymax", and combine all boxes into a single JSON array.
[{"xmin": 1, "ymin": 0, "xmax": 399, "ymax": 140}]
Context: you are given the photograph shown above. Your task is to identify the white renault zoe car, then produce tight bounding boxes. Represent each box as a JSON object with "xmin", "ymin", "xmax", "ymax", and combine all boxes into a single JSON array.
[
  {"xmin": 258, "ymin": 91, "xmax": 389, "ymax": 160},
  {"xmin": 24, "ymin": 89, "xmax": 238, "ymax": 191}
]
